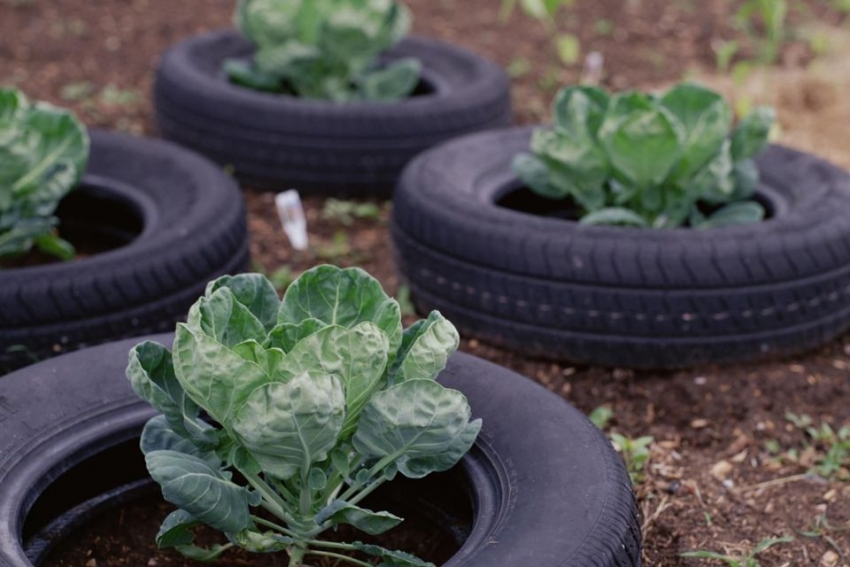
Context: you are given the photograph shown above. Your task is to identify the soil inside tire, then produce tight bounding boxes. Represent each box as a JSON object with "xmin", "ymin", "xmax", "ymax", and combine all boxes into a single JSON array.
[
  {"xmin": 34, "ymin": 436, "xmax": 470, "ymax": 567},
  {"xmin": 43, "ymin": 496, "xmax": 461, "ymax": 566},
  {"xmin": 0, "ymin": 181, "xmax": 145, "ymax": 269}
]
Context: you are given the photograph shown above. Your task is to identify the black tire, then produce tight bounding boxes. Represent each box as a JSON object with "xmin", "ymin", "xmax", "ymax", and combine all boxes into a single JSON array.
[
  {"xmin": 392, "ymin": 127, "xmax": 850, "ymax": 368},
  {"xmin": 0, "ymin": 335, "xmax": 641, "ymax": 567},
  {"xmin": 154, "ymin": 30, "xmax": 512, "ymax": 195},
  {"xmin": 0, "ymin": 131, "xmax": 250, "ymax": 373}
]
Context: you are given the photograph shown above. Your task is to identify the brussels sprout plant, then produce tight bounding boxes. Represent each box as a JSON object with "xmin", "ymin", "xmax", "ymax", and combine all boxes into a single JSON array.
[
  {"xmin": 0, "ymin": 87, "xmax": 89, "ymax": 260},
  {"xmin": 225, "ymin": 0, "xmax": 421, "ymax": 102},
  {"xmin": 127, "ymin": 265, "xmax": 480, "ymax": 566},
  {"xmin": 513, "ymin": 82, "xmax": 776, "ymax": 229}
]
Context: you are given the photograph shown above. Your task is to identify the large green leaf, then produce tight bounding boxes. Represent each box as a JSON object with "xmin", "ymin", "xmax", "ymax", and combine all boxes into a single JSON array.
[
  {"xmin": 278, "ymin": 322, "xmax": 390, "ymax": 439},
  {"xmin": 358, "ymin": 58, "xmax": 422, "ymax": 102},
  {"xmin": 352, "ymin": 542, "xmax": 436, "ymax": 567},
  {"xmin": 231, "ymin": 340, "xmax": 284, "ymax": 377},
  {"xmin": 579, "ymin": 207, "xmax": 649, "ymax": 227},
  {"xmin": 731, "ymin": 106, "xmax": 775, "ymax": 161},
  {"xmin": 141, "ymin": 415, "xmax": 221, "ymax": 466},
  {"xmin": 265, "ymin": 318, "xmax": 327, "ymax": 353},
  {"xmin": 146, "ymin": 450, "xmax": 252, "ymax": 534},
  {"xmin": 206, "ymin": 274, "xmax": 281, "ymax": 332},
  {"xmin": 697, "ymin": 201, "xmax": 765, "ymax": 228},
  {"xmin": 12, "ymin": 102, "xmax": 88, "ymax": 195},
  {"xmin": 279, "ymin": 265, "xmax": 402, "ymax": 358},
  {"xmin": 230, "ymin": 372, "xmax": 345, "ymax": 479},
  {"xmin": 316, "ymin": 501, "xmax": 403, "ymax": 535},
  {"xmin": 236, "ymin": 0, "xmax": 305, "ymax": 46},
  {"xmin": 553, "ymin": 85, "xmax": 610, "ymax": 137},
  {"xmin": 660, "ymin": 83, "xmax": 732, "ymax": 182},
  {"xmin": 172, "ymin": 324, "xmax": 271, "ymax": 426},
  {"xmin": 389, "ymin": 311, "xmax": 459, "ymax": 385},
  {"xmin": 530, "ymin": 129, "xmax": 609, "ymax": 210},
  {"xmin": 126, "ymin": 341, "xmax": 214, "ymax": 446},
  {"xmin": 156, "ymin": 509, "xmax": 200, "ymax": 549},
  {"xmin": 353, "ymin": 380, "xmax": 481, "ymax": 479},
  {"xmin": 186, "ymin": 288, "xmax": 267, "ymax": 350},
  {"xmin": 601, "ymin": 108, "xmax": 682, "ymax": 188}
]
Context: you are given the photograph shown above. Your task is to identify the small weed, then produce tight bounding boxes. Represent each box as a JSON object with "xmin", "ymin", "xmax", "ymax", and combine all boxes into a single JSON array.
[
  {"xmin": 507, "ymin": 57, "xmax": 533, "ymax": 79},
  {"xmin": 610, "ymin": 433, "xmax": 653, "ymax": 485},
  {"xmin": 321, "ymin": 199, "xmax": 383, "ymax": 226},
  {"xmin": 396, "ymin": 284, "xmax": 416, "ymax": 318},
  {"xmin": 315, "ymin": 231, "xmax": 352, "ymax": 262},
  {"xmin": 60, "ymin": 81, "xmax": 96, "ymax": 102},
  {"xmin": 681, "ymin": 536, "xmax": 793, "ymax": 566},
  {"xmin": 99, "ymin": 85, "xmax": 142, "ymax": 107},
  {"xmin": 593, "ymin": 18, "xmax": 614, "ymax": 36},
  {"xmin": 797, "ymin": 513, "xmax": 848, "ymax": 560},
  {"xmin": 588, "ymin": 405, "xmax": 614, "ymax": 430},
  {"xmin": 784, "ymin": 412, "xmax": 850, "ymax": 480}
]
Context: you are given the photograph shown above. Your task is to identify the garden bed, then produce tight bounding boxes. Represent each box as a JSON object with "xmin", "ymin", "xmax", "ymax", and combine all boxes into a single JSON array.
[{"xmin": 1, "ymin": 0, "xmax": 848, "ymax": 565}]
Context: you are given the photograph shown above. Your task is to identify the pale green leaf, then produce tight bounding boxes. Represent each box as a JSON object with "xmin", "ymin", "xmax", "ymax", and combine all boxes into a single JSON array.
[
  {"xmin": 146, "ymin": 450, "xmax": 252, "ymax": 534},
  {"xmin": 390, "ymin": 311, "xmax": 459, "ymax": 385},
  {"xmin": 279, "ymin": 265, "xmax": 402, "ymax": 357},
  {"xmin": 353, "ymin": 380, "xmax": 480, "ymax": 478},
  {"xmin": 230, "ymin": 372, "xmax": 345, "ymax": 479}
]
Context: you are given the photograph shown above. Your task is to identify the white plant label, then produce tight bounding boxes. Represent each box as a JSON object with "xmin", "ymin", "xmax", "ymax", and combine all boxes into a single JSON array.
[{"xmin": 275, "ymin": 190, "xmax": 308, "ymax": 251}]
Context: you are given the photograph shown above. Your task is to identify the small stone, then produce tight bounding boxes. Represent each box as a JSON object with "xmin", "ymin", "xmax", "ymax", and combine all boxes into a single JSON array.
[
  {"xmin": 823, "ymin": 488, "xmax": 837, "ymax": 502},
  {"xmin": 694, "ymin": 376, "xmax": 707, "ymax": 385},
  {"xmin": 730, "ymin": 450, "xmax": 748, "ymax": 463},
  {"xmin": 764, "ymin": 501, "xmax": 774, "ymax": 514},
  {"xmin": 711, "ymin": 460, "xmax": 733, "ymax": 480},
  {"xmin": 147, "ymin": 560, "xmax": 159, "ymax": 567},
  {"xmin": 819, "ymin": 550, "xmax": 839, "ymax": 567},
  {"xmin": 85, "ymin": 560, "xmax": 97, "ymax": 567},
  {"xmin": 691, "ymin": 419, "xmax": 709, "ymax": 429}
]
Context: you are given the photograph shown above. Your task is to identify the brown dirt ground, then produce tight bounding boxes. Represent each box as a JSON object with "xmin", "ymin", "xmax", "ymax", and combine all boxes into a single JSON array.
[{"xmin": 2, "ymin": 1, "xmax": 850, "ymax": 566}]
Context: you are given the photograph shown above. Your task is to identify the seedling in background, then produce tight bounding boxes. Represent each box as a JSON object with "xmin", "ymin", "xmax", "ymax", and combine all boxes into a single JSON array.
[
  {"xmin": 226, "ymin": 0, "xmax": 420, "ymax": 102},
  {"xmin": 321, "ymin": 198, "xmax": 384, "ymax": 226},
  {"xmin": 735, "ymin": 0, "xmax": 789, "ymax": 65},
  {"xmin": 588, "ymin": 405, "xmax": 614, "ymax": 430},
  {"xmin": 500, "ymin": 0, "xmax": 582, "ymax": 70},
  {"xmin": 681, "ymin": 536, "xmax": 794, "ymax": 566},
  {"xmin": 784, "ymin": 412, "xmax": 850, "ymax": 480},
  {"xmin": 126, "ymin": 267, "xmax": 479, "ymax": 567},
  {"xmin": 797, "ymin": 513, "xmax": 848, "ymax": 560},
  {"xmin": 610, "ymin": 433, "xmax": 653, "ymax": 485},
  {"xmin": 252, "ymin": 262, "xmax": 296, "ymax": 293},
  {"xmin": 315, "ymin": 231, "xmax": 352, "ymax": 263},
  {"xmin": 396, "ymin": 284, "xmax": 416, "ymax": 318},
  {"xmin": 0, "ymin": 88, "xmax": 89, "ymax": 260}
]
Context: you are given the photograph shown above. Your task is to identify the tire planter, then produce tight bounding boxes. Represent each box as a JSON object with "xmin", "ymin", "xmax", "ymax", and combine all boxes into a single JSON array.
[
  {"xmin": 0, "ymin": 131, "xmax": 250, "ymax": 373},
  {"xmin": 0, "ymin": 334, "xmax": 641, "ymax": 566},
  {"xmin": 154, "ymin": 30, "xmax": 512, "ymax": 196},
  {"xmin": 392, "ymin": 127, "xmax": 850, "ymax": 368}
]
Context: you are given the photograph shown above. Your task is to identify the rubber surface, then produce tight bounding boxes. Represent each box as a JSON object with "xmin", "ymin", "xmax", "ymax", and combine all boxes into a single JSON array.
[
  {"xmin": 392, "ymin": 127, "xmax": 850, "ymax": 368},
  {"xmin": 154, "ymin": 30, "xmax": 512, "ymax": 195},
  {"xmin": 0, "ymin": 131, "xmax": 250, "ymax": 373},
  {"xmin": 0, "ymin": 334, "xmax": 641, "ymax": 567}
]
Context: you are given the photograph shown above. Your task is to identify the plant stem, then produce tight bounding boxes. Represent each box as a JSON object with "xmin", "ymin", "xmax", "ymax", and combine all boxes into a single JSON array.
[
  {"xmin": 241, "ymin": 470, "xmax": 300, "ymax": 527},
  {"xmin": 288, "ymin": 544, "xmax": 307, "ymax": 567},
  {"xmin": 347, "ymin": 477, "xmax": 387, "ymax": 508},
  {"xmin": 338, "ymin": 454, "xmax": 396, "ymax": 501},
  {"xmin": 273, "ymin": 478, "xmax": 300, "ymax": 506},
  {"xmin": 300, "ymin": 468, "xmax": 312, "ymax": 518},
  {"xmin": 250, "ymin": 515, "xmax": 299, "ymax": 538},
  {"xmin": 305, "ymin": 549, "xmax": 374, "ymax": 567}
]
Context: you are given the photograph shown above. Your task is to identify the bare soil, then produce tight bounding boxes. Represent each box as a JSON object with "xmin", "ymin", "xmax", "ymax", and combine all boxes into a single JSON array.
[{"xmin": 2, "ymin": 1, "xmax": 849, "ymax": 565}]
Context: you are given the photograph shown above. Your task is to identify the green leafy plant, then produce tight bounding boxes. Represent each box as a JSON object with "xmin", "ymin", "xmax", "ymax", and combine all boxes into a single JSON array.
[
  {"xmin": 0, "ymin": 87, "xmax": 89, "ymax": 260},
  {"xmin": 513, "ymin": 82, "xmax": 776, "ymax": 229},
  {"xmin": 322, "ymin": 198, "xmax": 384, "ymax": 226},
  {"xmin": 784, "ymin": 412, "xmax": 850, "ymax": 480},
  {"xmin": 735, "ymin": 0, "xmax": 789, "ymax": 64},
  {"xmin": 126, "ymin": 265, "xmax": 480, "ymax": 566},
  {"xmin": 225, "ymin": 0, "xmax": 420, "ymax": 102},
  {"xmin": 610, "ymin": 433, "xmax": 653, "ymax": 485},
  {"xmin": 681, "ymin": 535, "xmax": 793, "ymax": 566}
]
